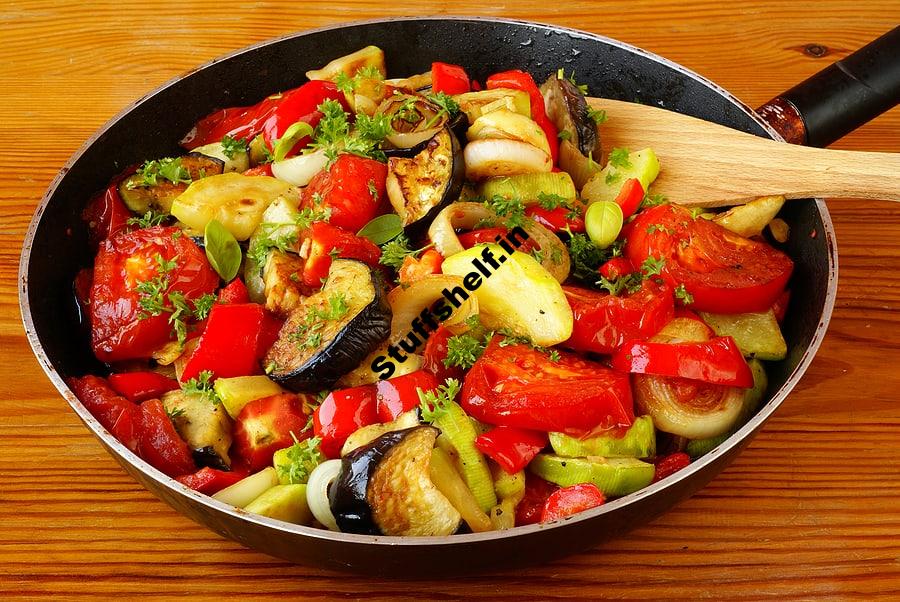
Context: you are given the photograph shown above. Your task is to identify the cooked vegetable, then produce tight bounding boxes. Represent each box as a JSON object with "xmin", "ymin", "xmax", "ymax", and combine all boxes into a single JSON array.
[
  {"xmin": 385, "ymin": 127, "xmax": 464, "ymax": 230},
  {"xmin": 265, "ymin": 259, "xmax": 391, "ymax": 392},
  {"xmin": 582, "ymin": 148, "xmax": 660, "ymax": 205},
  {"xmin": 262, "ymin": 251, "xmax": 307, "ymax": 315},
  {"xmin": 340, "ymin": 410, "xmax": 420, "ymax": 456},
  {"xmin": 214, "ymin": 376, "xmax": 286, "ymax": 420},
  {"xmin": 328, "ymin": 426, "xmax": 461, "ymax": 536},
  {"xmin": 584, "ymin": 200, "xmax": 624, "ymax": 248},
  {"xmin": 488, "ymin": 466, "xmax": 526, "ymax": 530},
  {"xmin": 170, "ymin": 173, "xmax": 292, "ymax": 241},
  {"xmin": 191, "ymin": 141, "xmax": 250, "ymax": 173},
  {"xmin": 558, "ymin": 139, "xmax": 602, "ymax": 190},
  {"xmin": 119, "ymin": 154, "xmax": 224, "ymax": 214},
  {"xmin": 273, "ymin": 436, "xmax": 324, "ymax": 485},
  {"xmin": 474, "ymin": 426, "xmax": 548, "ymax": 474},
  {"xmin": 478, "ymin": 171, "xmax": 577, "ymax": 203},
  {"xmin": 161, "ymin": 389, "xmax": 233, "ymax": 470},
  {"xmin": 212, "ymin": 466, "xmax": 279, "ymax": 508},
  {"xmin": 549, "ymin": 416, "xmax": 656, "ymax": 459},
  {"xmin": 305, "ymin": 45, "xmax": 386, "ymax": 81},
  {"xmin": 270, "ymin": 150, "xmax": 329, "ymax": 186},
  {"xmin": 313, "ymin": 385, "xmax": 378, "ymax": 458},
  {"xmin": 463, "ymin": 138, "xmax": 552, "ymax": 180},
  {"xmin": 467, "ymin": 109, "xmax": 551, "ymax": 155},
  {"xmin": 429, "ymin": 446, "xmax": 492, "ymax": 532},
  {"xmin": 377, "ymin": 94, "xmax": 447, "ymax": 151},
  {"xmin": 712, "ymin": 195, "xmax": 786, "ymax": 238},
  {"xmin": 699, "ymin": 309, "xmax": 788, "ymax": 361},
  {"xmin": 306, "ymin": 459, "xmax": 342, "ymax": 531},
  {"xmin": 540, "ymin": 72, "xmax": 601, "ymax": 159},
  {"xmin": 453, "ymin": 88, "xmax": 531, "ymax": 123},
  {"xmin": 244, "ymin": 483, "xmax": 312, "ymax": 524},
  {"xmin": 203, "ymin": 219, "xmax": 241, "ymax": 281},
  {"xmin": 540, "ymin": 483, "xmax": 606, "ymax": 523},
  {"xmin": 442, "ymin": 244, "xmax": 573, "ymax": 347},
  {"xmin": 529, "ymin": 455, "xmax": 655, "ymax": 497},
  {"xmin": 231, "ymin": 393, "xmax": 311, "ymax": 472}
]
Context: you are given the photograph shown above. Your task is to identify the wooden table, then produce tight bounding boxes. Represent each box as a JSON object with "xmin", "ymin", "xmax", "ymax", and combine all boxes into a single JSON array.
[{"xmin": 2, "ymin": 1, "xmax": 899, "ymax": 598}]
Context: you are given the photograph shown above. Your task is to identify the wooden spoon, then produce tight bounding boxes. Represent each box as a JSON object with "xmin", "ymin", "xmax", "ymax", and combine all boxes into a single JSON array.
[{"xmin": 586, "ymin": 98, "xmax": 900, "ymax": 208}]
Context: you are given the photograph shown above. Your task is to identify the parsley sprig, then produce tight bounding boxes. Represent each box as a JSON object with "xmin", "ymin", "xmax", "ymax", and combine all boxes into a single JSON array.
[
  {"xmin": 378, "ymin": 234, "xmax": 432, "ymax": 270},
  {"xmin": 484, "ymin": 194, "xmax": 526, "ymax": 229},
  {"xmin": 311, "ymin": 100, "xmax": 393, "ymax": 164},
  {"xmin": 220, "ymin": 135, "xmax": 248, "ymax": 159},
  {"xmin": 596, "ymin": 256, "xmax": 667, "ymax": 296},
  {"xmin": 135, "ymin": 254, "xmax": 212, "ymax": 345},
  {"xmin": 181, "ymin": 370, "xmax": 220, "ymax": 405},
  {"xmin": 277, "ymin": 434, "xmax": 325, "ymax": 485},
  {"xmin": 417, "ymin": 379, "xmax": 462, "ymax": 424},
  {"xmin": 133, "ymin": 158, "xmax": 191, "ymax": 188},
  {"xmin": 127, "ymin": 209, "xmax": 168, "ymax": 229},
  {"xmin": 289, "ymin": 293, "xmax": 350, "ymax": 351}
]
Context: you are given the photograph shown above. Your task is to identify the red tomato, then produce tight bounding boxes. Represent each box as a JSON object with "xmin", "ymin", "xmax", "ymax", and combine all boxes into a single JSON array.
[
  {"xmin": 90, "ymin": 226, "xmax": 218, "ymax": 362},
  {"xmin": 610, "ymin": 337, "xmax": 753, "ymax": 388},
  {"xmin": 301, "ymin": 221, "xmax": 382, "ymax": 287},
  {"xmin": 375, "ymin": 370, "xmax": 439, "ymax": 422},
  {"xmin": 625, "ymin": 205, "xmax": 793, "ymax": 313},
  {"xmin": 461, "ymin": 340, "xmax": 634, "ymax": 432},
  {"xmin": 474, "ymin": 426, "xmax": 547, "ymax": 474},
  {"xmin": 81, "ymin": 178, "xmax": 132, "ymax": 246},
  {"xmin": 458, "ymin": 227, "xmax": 536, "ymax": 253},
  {"xmin": 137, "ymin": 398, "xmax": 196, "ymax": 477},
  {"xmin": 515, "ymin": 474, "xmax": 559, "ymax": 526},
  {"xmin": 179, "ymin": 303, "xmax": 266, "ymax": 381},
  {"xmin": 613, "ymin": 178, "xmax": 645, "ymax": 218},
  {"xmin": 563, "ymin": 281, "xmax": 674, "ymax": 355},
  {"xmin": 652, "ymin": 452, "xmax": 691, "ymax": 483},
  {"xmin": 598, "ymin": 257, "xmax": 634, "ymax": 280},
  {"xmin": 243, "ymin": 164, "xmax": 273, "ymax": 177},
  {"xmin": 422, "ymin": 325, "xmax": 466, "ymax": 383},
  {"xmin": 524, "ymin": 204, "xmax": 585, "ymax": 233},
  {"xmin": 540, "ymin": 483, "xmax": 605, "ymax": 522},
  {"xmin": 301, "ymin": 154, "xmax": 387, "ymax": 232},
  {"xmin": 68, "ymin": 375, "xmax": 141, "ymax": 453},
  {"xmin": 107, "ymin": 371, "xmax": 179, "ymax": 403},
  {"xmin": 313, "ymin": 386, "xmax": 378, "ymax": 458},
  {"xmin": 176, "ymin": 467, "xmax": 248, "ymax": 495},
  {"xmin": 232, "ymin": 393, "xmax": 311, "ymax": 472}
]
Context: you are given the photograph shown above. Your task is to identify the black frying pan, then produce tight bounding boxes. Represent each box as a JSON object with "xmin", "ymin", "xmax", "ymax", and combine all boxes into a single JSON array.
[{"xmin": 18, "ymin": 17, "xmax": 900, "ymax": 575}]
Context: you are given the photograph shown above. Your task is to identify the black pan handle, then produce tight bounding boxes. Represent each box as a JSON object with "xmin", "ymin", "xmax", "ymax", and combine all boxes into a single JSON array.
[{"xmin": 757, "ymin": 26, "xmax": 900, "ymax": 147}]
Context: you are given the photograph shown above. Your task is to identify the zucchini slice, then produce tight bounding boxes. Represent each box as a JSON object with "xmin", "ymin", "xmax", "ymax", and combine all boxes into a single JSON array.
[
  {"xmin": 161, "ymin": 389, "xmax": 233, "ymax": 470},
  {"xmin": 385, "ymin": 127, "xmax": 464, "ymax": 231},
  {"xmin": 119, "ymin": 154, "xmax": 224, "ymax": 214},
  {"xmin": 265, "ymin": 259, "xmax": 391, "ymax": 392}
]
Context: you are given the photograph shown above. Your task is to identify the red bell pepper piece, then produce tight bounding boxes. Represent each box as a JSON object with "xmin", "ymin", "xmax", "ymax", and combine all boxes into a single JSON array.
[
  {"xmin": 257, "ymin": 311, "xmax": 284, "ymax": 360},
  {"xmin": 422, "ymin": 325, "xmax": 466, "ymax": 384},
  {"xmin": 180, "ymin": 303, "xmax": 266, "ymax": 382},
  {"xmin": 540, "ymin": 483, "xmax": 605, "ymax": 523},
  {"xmin": 563, "ymin": 281, "xmax": 674, "ymax": 355},
  {"xmin": 524, "ymin": 204, "xmax": 585, "ymax": 233},
  {"xmin": 184, "ymin": 80, "xmax": 347, "ymax": 149},
  {"xmin": 474, "ymin": 426, "xmax": 548, "ymax": 474},
  {"xmin": 176, "ymin": 466, "xmax": 248, "ymax": 495},
  {"xmin": 217, "ymin": 278, "xmax": 250, "ymax": 304},
  {"xmin": 82, "ymin": 178, "xmax": 132, "ymax": 246},
  {"xmin": 515, "ymin": 474, "xmax": 559, "ymax": 526},
  {"xmin": 613, "ymin": 178, "xmax": 645, "ymax": 219},
  {"xmin": 232, "ymin": 393, "xmax": 310, "ymax": 472},
  {"xmin": 243, "ymin": 164, "xmax": 273, "ymax": 177},
  {"xmin": 375, "ymin": 370, "xmax": 439, "ymax": 422},
  {"xmin": 462, "ymin": 340, "xmax": 634, "ymax": 432},
  {"xmin": 486, "ymin": 70, "xmax": 558, "ymax": 163},
  {"xmin": 597, "ymin": 257, "xmax": 634, "ymax": 281},
  {"xmin": 137, "ymin": 398, "xmax": 196, "ymax": 477},
  {"xmin": 108, "ymin": 371, "xmax": 179, "ymax": 403},
  {"xmin": 652, "ymin": 452, "xmax": 691, "ymax": 483},
  {"xmin": 68, "ymin": 375, "xmax": 141, "ymax": 453},
  {"xmin": 301, "ymin": 221, "xmax": 382, "ymax": 287},
  {"xmin": 431, "ymin": 62, "xmax": 471, "ymax": 94},
  {"xmin": 610, "ymin": 336, "xmax": 754, "ymax": 387},
  {"xmin": 398, "ymin": 248, "xmax": 443, "ymax": 285},
  {"xmin": 313, "ymin": 385, "xmax": 378, "ymax": 458}
]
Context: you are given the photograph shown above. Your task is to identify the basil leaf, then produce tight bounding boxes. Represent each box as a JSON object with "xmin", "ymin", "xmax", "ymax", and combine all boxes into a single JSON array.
[
  {"xmin": 272, "ymin": 121, "xmax": 315, "ymax": 163},
  {"xmin": 357, "ymin": 214, "xmax": 403, "ymax": 245},
  {"xmin": 204, "ymin": 219, "xmax": 242, "ymax": 281}
]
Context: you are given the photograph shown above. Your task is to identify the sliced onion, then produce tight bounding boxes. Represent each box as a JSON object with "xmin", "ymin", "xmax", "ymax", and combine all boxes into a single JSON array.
[
  {"xmin": 427, "ymin": 202, "xmax": 570, "ymax": 282},
  {"xmin": 271, "ymin": 150, "xmax": 328, "ymax": 186},
  {"xmin": 306, "ymin": 459, "xmax": 342, "ymax": 531},
  {"xmin": 386, "ymin": 127, "xmax": 442, "ymax": 150},
  {"xmin": 634, "ymin": 375, "xmax": 744, "ymax": 439},
  {"xmin": 558, "ymin": 139, "xmax": 601, "ymax": 190},
  {"xmin": 463, "ymin": 139, "xmax": 551, "ymax": 180},
  {"xmin": 387, "ymin": 274, "xmax": 480, "ymax": 333}
]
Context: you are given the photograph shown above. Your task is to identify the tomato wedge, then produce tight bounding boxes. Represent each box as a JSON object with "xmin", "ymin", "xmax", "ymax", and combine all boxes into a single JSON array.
[
  {"xmin": 300, "ymin": 154, "xmax": 387, "ymax": 233},
  {"xmin": 625, "ymin": 204, "xmax": 793, "ymax": 313},
  {"xmin": 90, "ymin": 226, "xmax": 218, "ymax": 362},
  {"xmin": 461, "ymin": 340, "xmax": 634, "ymax": 432},
  {"xmin": 563, "ymin": 280, "xmax": 674, "ymax": 355},
  {"xmin": 540, "ymin": 483, "xmax": 605, "ymax": 523}
]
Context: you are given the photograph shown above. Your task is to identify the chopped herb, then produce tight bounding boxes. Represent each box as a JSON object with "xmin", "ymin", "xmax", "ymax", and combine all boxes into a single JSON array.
[
  {"xmin": 444, "ymin": 334, "xmax": 486, "ymax": 370},
  {"xmin": 289, "ymin": 292, "xmax": 350, "ymax": 351},
  {"xmin": 417, "ymin": 379, "xmax": 461, "ymax": 424},
  {"xmin": 484, "ymin": 194, "xmax": 526, "ymax": 229},
  {"xmin": 294, "ymin": 207, "xmax": 331, "ymax": 231},
  {"xmin": 220, "ymin": 135, "xmax": 248, "ymax": 159},
  {"xmin": 311, "ymin": 100, "xmax": 392, "ymax": 164},
  {"xmin": 127, "ymin": 209, "xmax": 168, "ymax": 229},
  {"xmin": 334, "ymin": 71, "xmax": 356, "ymax": 95},
  {"xmin": 192, "ymin": 293, "xmax": 216, "ymax": 320},
  {"xmin": 689, "ymin": 207, "xmax": 706, "ymax": 219},
  {"xmin": 556, "ymin": 68, "xmax": 588, "ymax": 95},
  {"xmin": 135, "ymin": 157, "xmax": 191, "ymax": 187},
  {"xmin": 182, "ymin": 370, "xmax": 220, "ymax": 405},
  {"xmin": 496, "ymin": 327, "xmax": 533, "ymax": 348},
  {"xmin": 247, "ymin": 223, "xmax": 299, "ymax": 267},
  {"xmin": 558, "ymin": 130, "xmax": 572, "ymax": 142},
  {"xmin": 639, "ymin": 192, "xmax": 667, "ymax": 210},
  {"xmin": 379, "ymin": 234, "xmax": 431, "ymax": 270},
  {"xmin": 641, "ymin": 256, "xmax": 666, "ymax": 277},
  {"xmin": 423, "ymin": 91, "xmax": 460, "ymax": 122},
  {"xmin": 530, "ymin": 248, "xmax": 545, "ymax": 263},
  {"xmin": 277, "ymin": 434, "xmax": 325, "ymax": 485},
  {"xmin": 548, "ymin": 349, "xmax": 561, "ymax": 363},
  {"xmin": 536, "ymin": 192, "xmax": 569, "ymax": 211},
  {"xmin": 674, "ymin": 283, "xmax": 694, "ymax": 305},
  {"xmin": 549, "ymin": 246, "xmax": 564, "ymax": 264},
  {"xmin": 166, "ymin": 406, "xmax": 185, "ymax": 421},
  {"xmin": 587, "ymin": 108, "xmax": 607, "ymax": 125},
  {"xmin": 607, "ymin": 147, "xmax": 631, "ymax": 169},
  {"xmin": 566, "ymin": 229, "xmax": 619, "ymax": 281},
  {"xmin": 356, "ymin": 65, "xmax": 385, "ymax": 80},
  {"xmin": 604, "ymin": 170, "xmax": 622, "ymax": 185}
]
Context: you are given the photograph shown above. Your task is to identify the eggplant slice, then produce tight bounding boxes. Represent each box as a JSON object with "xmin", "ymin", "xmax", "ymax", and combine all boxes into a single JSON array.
[
  {"xmin": 329, "ymin": 426, "xmax": 461, "ymax": 536},
  {"xmin": 385, "ymin": 127, "xmax": 464, "ymax": 232},
  {"xmin": 540, "ymin": 73, "xmax": 601, "ymax": 158},
  {"xmin": 265, "ymin": 259, "xmax": 391, "ymax": 392},
  {"xmin": 118, "ymin": 154, "xmax": 224, "ymax": 214}
]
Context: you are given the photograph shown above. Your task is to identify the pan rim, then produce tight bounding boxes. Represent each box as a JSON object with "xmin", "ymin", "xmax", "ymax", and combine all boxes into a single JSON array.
[{"xmin": 18, "ymin": 15, "xmax": 839, "ymax": 548}]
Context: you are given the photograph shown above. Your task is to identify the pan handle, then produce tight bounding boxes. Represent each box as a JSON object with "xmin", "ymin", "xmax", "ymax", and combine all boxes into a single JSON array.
[{"xmin": 756, "ymin": 26, "xmax": 900, "ymax": 147}]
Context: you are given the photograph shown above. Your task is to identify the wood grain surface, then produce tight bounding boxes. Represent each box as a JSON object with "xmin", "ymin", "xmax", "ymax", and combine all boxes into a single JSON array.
[{"xmin": 2, "ymin": 1, "xmax": 899, "ymax": 599}]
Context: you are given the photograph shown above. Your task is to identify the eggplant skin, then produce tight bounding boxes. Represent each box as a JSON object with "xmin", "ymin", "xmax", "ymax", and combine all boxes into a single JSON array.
[
  {"xmin": 540, "ymin": 74, "xmax": 600, "ymax": 158},
  {"xmin": 386, "ymin": 127, "xmax": 464, "ymax": 234},
  {"xmin": 266, "ymin": 260, "xmax": 391, "ymax": 393}
]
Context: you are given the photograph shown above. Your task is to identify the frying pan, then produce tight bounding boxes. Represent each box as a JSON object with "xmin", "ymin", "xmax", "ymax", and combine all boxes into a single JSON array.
[{"xmin": 18, "ymin": 17, "xmax": 900, "ymax": 575}]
